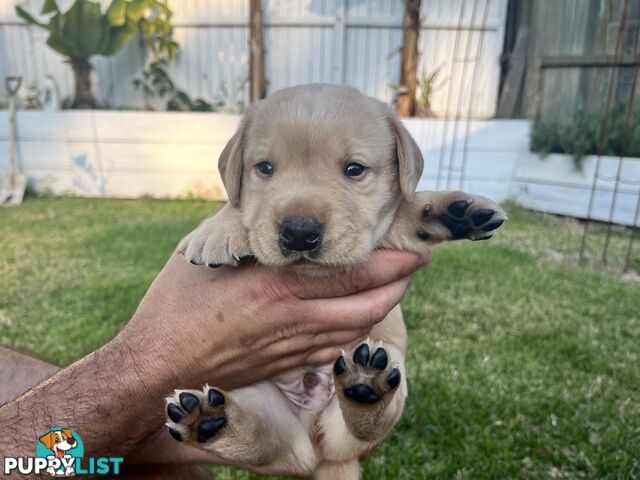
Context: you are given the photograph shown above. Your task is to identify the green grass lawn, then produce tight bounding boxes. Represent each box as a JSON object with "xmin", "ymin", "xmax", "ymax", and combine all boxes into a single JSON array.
[{"xmin": 1, "ymin": 197, "xmax": 639, "ymax": 479}]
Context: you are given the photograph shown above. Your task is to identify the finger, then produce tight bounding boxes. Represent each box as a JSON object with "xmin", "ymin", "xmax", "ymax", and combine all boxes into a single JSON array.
[
  {"xmin": 305, "ymin": 275, "xmax": 412, "ymax": 330},
  {"xmin": 247, "ymin": 349, "xmax": 334, "ymax": 380},
  {"xmin": 305, "ymin": 346, "xmax": 344, "ymax": 366},
  {"xmin": 310, "ymin": 327, "xmax": 371, "ymax": 350},
  {"xmin": 255, "ymin": 327, "xmax": 370, "ymax": 361},
  {"xmin": 360, "ymin": 443, "xmax": 380, "ymax": 460},
  {"xmin": 284, "ymin": 250, "xmax": 429, "ymax": 300}
]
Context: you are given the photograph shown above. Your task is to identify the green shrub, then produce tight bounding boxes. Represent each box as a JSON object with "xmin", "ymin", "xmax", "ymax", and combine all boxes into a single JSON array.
[{"xmin": 530, "ymin": 104, "xmax": 640, "ymax": 169}]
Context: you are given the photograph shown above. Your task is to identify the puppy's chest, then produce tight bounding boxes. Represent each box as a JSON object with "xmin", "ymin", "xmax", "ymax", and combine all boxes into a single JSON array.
[{"xmin": 273, "ymin": 364, "xmax": 335, "ymax": 413}]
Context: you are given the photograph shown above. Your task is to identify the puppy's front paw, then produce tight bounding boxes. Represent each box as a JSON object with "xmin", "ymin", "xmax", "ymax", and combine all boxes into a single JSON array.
[
  {"xmin": 426, "ymin": 192, "xmax": 507, "ymax": 242},
  {"xmin": 383, "ymin": 190, "xmax": 507, "ymax": 251},
  {"xmin": 334, "ymin": 341, "xmax": 403, "ymax": 441},
  {"xmin": 165, "ymin": 386, "xmax": 228, "ymax": 446},
  {"xmin": 176, "ymin": 205, "xmax": 252, "ymax": 267}
]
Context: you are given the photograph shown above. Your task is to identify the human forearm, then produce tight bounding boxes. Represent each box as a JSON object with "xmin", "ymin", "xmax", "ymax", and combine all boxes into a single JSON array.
[{"xmin": 0, "ymin": 335, "xmax": 171, "ymax": 459}]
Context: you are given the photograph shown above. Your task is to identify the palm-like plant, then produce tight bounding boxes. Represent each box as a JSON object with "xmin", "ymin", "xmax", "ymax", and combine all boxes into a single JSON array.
[{"xmin": 16, "ymin": 0, "xmax": 153, "ymax": 108}]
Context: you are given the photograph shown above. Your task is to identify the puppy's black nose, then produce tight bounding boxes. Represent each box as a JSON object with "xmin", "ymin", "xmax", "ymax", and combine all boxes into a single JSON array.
[{"xmin": 279, "ymin": 217, "xmax": 322, "ymax": 252}]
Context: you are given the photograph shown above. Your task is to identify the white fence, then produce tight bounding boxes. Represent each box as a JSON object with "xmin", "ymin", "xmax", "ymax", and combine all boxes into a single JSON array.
[
  {"xmin": 2, "ymin": 110, "xmax": 639, "ymax": 226},
  {"xmin": 0, "ymin": 111, "xmax": 238, "ymax": 198},
  {"xmin": 0, "ymin": 0, "xmax": 507, "ymax": 117}
]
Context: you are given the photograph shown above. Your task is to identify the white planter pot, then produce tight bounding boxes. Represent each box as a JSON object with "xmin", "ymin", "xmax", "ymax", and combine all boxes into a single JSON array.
[
  {"xmin": 510, "ymin": 153, "xmax": 640, "ymax": 226},
  {"xmin": 0, "ymin": 110, "xmax": 239, "ymax": 200}
]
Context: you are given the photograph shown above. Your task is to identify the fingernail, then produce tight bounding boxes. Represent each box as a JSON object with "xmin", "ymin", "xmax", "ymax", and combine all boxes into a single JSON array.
[{"xmin": 418, "ymin": 252, "xmax": 432, "ymax": 266}]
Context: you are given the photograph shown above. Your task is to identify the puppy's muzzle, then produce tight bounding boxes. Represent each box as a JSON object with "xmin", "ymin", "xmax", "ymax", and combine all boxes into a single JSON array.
[{"xmin": 279, "ymin": 217, "xmax": 323, "ymax": 253}]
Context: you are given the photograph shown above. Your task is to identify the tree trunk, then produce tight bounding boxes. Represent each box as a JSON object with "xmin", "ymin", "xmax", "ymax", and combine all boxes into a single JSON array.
[
  {"xmin": 70, "ymin": 58, "xmax": 97, "ymax": 109},
  {"xmin": 249, "ymin": 0, "xmax": 266, "ymax": 102},
  {"xmin": 397, "ymin": 0, "xmax": 421, "ymax": 117}
]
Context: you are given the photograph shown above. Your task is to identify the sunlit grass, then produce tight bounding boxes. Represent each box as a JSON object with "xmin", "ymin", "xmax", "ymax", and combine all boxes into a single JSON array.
[{"xmin": 1, "ymin": 197, "xmax": 638, "ymax": 479}]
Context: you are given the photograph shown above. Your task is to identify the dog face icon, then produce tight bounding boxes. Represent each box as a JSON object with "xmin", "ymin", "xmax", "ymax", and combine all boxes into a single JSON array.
[
  {"xmin": 39, "ymin": 429, "xmax": 77, "ymax": 457},
  {"xmin": 38, "ymin": 428, "xmax": 78, "ymax": 476}
]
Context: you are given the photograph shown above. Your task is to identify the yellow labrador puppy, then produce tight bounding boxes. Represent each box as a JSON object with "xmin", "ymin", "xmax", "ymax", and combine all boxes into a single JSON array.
[{"xmin": 165, "ymin": 84, "xmax": 506, "ymax": 478}]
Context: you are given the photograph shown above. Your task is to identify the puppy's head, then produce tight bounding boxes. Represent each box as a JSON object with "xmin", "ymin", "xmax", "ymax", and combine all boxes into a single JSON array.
[{"xmin": 220, "ymin": 84, "xmax": 423, "ymax": 273}]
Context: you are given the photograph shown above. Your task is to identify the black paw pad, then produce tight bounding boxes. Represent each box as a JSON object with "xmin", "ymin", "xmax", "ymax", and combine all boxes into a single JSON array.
[
  {"xmin": 189, "ymin": 259, "xmax": 201, "ymax": 266},
  {"xmin": 440, "ymin": 215, "xmax": 471, "ymax": 239},
  {"xmin": 417, "ymin": 230, "xmax": 430, "ymax": 241},
  {"xmin": 471, "ymin": 209, "xmax": 495, "ymax": 226},
  {"xmin": 370, "ymin": 348, "xmax": 388, "ymax": 370},
  {"xmin": 168, "ymin": 427, "xmax": 182, "ymax": 442},
  {"xmin": 448, "ymin": 199, "xmax": 471, "ymax": 218},
  {"xmin": 179, "ymin": 392, "xmax": 200, "ymax": 413},
  {"xmin": 387, "ymin": 368, "xmax": 401, "ymax": 389},
  {"xmin": 207, "ymin": 263, "xmax": 222, "ymax": 268},
  {"xmin": 334, "ymin": 356, "xmax": 346, "ymax": 376},
  {"xmin": 353, "ymin": 344, "xmax": 370, "ymax": 367},
  {"xmin": 344, "ymin": 384, "xmax": 380, "ymax": 404},
  {"xmin": 207, "ymin": 388, "xmax": 225, "ymax": 407},
  {"xmin": 481, "ymin": 219, "xmax": 504, "ymax": 232},
  {"xmin": 167, "ymin": 403, "xmax": 184, "ymax": 423},
  {"xmin": 196, "ymin": 417, "xmax": 227, "ymax": 443}
]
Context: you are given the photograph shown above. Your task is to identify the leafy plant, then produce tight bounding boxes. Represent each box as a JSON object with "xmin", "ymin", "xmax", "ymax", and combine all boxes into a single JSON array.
[
  {"xmin": 531, "ymin": 103, "xmax": 640, "ymax": 169},
  {"xmin": 131, "ymin": 0, "xmax": 201, "ymax": 111},
  {"xmin": 23, "ymin": 84, "xmax": 43, "ymax": 110},
  {"xmin": 15, "ymin": 0, "xmax": 157, "ymax": 108},
  {"xmin": 390, "ymin": 65, "xmax": 446, "ymax": 117},
  {"xmin": 136, "ymin": 0, "xmax": 177, "ymax": 60},
  {"xmin": 132, "ymin": 58, "xmax": 221, "ymax": 112},
  {"xmin": 415, "ymin": 66, "xmax": 446, "ymax": 117}
]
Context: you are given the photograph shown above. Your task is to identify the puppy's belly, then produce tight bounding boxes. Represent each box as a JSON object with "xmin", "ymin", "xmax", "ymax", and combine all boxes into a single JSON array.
[{"xmin": 273, "ymin": 364, "xmax": 335, "ymax": 414}]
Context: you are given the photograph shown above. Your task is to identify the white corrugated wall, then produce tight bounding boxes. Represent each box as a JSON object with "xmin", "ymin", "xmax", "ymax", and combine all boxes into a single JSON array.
[{"xmin": 0, "ymin": 0, "xmax": 507, "ymax": 117}]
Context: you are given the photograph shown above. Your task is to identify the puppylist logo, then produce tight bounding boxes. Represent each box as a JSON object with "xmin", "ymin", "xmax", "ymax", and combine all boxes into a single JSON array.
[{"xmin": 3, "ymin": 427, "xmax": 123, "ymax": 477}]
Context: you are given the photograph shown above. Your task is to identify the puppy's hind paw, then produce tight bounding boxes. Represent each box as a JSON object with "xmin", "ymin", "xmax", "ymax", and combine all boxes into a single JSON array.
[
  {"xmin": 165, "ymin": 386, "xmax": 228, "ymax": 446},
  {"xmin": 165, "ymin": 386, "xmax": 280, "ymax": 465},
  {"xmin": 333, "ymin": 340, "xmax": 404, "ymax": 441},
  {"xmin": 334, "ymin": 342, "xmax": 401, "ymax": 405}
]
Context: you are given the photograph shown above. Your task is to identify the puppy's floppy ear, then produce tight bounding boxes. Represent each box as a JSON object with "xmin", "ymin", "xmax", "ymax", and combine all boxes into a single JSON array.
[
  {"xmin": 39, "ymin": 431, "xmax": 56, "ymax": 450},
  {"xmin": 388, "ymin": 113, "xmax": 424, "ymax": 200},
  {"xmin": 218, "ymin": 109, "xmax": 253, "ymax": 207}
]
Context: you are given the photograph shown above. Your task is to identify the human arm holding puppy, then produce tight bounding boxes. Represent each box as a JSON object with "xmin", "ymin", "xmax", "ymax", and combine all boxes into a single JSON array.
[{"xmin": 0, "ymin": 250, "xmax": 428, "ymax": 463}]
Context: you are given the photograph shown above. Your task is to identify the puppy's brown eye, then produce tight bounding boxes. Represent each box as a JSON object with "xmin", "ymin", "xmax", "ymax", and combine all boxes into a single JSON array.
[
  {"xmin": 344, "ymin": 163, "xmax": 366, "ymax": 177},
  {"xmin": 256, "ymin": 161, "xmax": 274, "ymax": 176}
]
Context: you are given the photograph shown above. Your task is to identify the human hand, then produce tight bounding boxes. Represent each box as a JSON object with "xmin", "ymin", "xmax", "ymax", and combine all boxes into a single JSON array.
[
  {"xmin": 119, "ymin": 250, "xmax": 430, "ymax": 393},
  {"xmin": 0, "ymin": 249, "xmax": 429, "ymax": 464}
]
